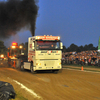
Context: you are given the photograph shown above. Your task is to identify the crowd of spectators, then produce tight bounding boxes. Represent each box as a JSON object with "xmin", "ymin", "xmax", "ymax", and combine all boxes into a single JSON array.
[{"xmin": 62, "ymin": 50, "xmax": 100, "ymax": 66}]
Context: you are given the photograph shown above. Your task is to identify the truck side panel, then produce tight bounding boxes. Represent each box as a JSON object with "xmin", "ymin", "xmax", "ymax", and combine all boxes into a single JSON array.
[{"xmin": 28, "ymin": 38, "xmax": 35, "ymax": 62}]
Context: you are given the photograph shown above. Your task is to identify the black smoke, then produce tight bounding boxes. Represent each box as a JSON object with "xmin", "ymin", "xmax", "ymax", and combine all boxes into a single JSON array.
[{"xmin": 0, "ymin": 0, "xmax": 38, "ymax": 38}]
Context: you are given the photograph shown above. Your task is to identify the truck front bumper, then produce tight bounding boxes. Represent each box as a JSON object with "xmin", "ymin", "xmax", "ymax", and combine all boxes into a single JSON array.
[{"xmin": 33, "ymin": 65, "xmax": 62, "ymax": 71}]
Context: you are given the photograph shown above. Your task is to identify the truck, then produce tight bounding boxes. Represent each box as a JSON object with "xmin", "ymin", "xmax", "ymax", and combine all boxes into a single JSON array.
[
  {"xmin": 7, "ymin": 42, "xmax": 28, "ymax": 68},
  {"xmin": 20, "ymin": 35, "xmax": 63, "ymax": 73}
]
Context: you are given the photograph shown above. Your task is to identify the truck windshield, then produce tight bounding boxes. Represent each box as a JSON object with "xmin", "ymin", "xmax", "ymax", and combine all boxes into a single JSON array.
[{"xmin": 36, "ymin": 41, "xmax": 60, "ymax": 50}]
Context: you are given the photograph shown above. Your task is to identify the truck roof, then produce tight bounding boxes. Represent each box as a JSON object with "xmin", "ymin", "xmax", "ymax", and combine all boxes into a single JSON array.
[{"xmin": 29, "ymin": 35, "xmax": 60, "ymax": 41}]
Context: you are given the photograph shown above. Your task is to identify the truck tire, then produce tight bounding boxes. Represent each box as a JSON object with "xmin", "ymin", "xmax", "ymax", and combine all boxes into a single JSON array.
[
  {"xmin": 20, "ymin": 64, "xmax": 24, "ymax": 71},
  {"xmin": 30, "ymin": 66, "xmax": 36, "ymax": 74}
]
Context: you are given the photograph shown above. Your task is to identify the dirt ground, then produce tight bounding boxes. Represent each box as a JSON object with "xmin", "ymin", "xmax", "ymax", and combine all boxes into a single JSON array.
[{"xmin": 0, "ymin": 60, "xmax": 100, "ymax": 100}]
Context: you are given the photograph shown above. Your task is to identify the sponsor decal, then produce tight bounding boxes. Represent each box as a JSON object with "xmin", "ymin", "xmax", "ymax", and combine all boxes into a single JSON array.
[
  {"xmin": 47, "ymin": 51, "xmax": 52, "ymax": 54},
  {"xmin": 30, "ymin": 44, "xmax": 32, "ymax": 48},
  {"xmin": 41, "ymin": 50, "xmax": 47, "ymax": 53},
  {"xmin": 37, "ymin": 36, "xmax": 59, "ymax": 40}
]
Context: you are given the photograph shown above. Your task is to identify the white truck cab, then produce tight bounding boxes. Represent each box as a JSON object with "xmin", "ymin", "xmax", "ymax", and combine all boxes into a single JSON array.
[{"xmin": 21, "ymin": 35, "xmax": 63, "ymax": 73}]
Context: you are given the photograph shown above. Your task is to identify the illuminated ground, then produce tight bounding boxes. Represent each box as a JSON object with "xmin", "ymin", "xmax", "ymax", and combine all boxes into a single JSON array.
[{"xmin": 0, "ymin": 61, "xmax": 100, "ymax": 100}]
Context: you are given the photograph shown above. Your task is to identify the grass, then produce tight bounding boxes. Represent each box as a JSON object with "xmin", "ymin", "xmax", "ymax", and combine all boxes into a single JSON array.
[
  {"xmin": 62, "ymin": 64, "xmax": 100, "ymax": 69},
  {"xmin": 62, "ymin": 64, "xmax": 100, "ymax": 72},
  {"xmin": 10, "ymin": 91, "xmax": 28, "ymax": 100},
  {"xmin": 84, "ymin": 69, "xmax": 100, "ymax": 72}
]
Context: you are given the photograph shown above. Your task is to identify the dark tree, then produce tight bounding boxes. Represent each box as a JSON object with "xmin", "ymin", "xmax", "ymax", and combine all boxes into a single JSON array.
[
  {"xmin": 0, "ymin": 40, "xmax": 7, "ymax": 55},
  {"xmin": 66, "ymin": 43, "xmax": 78, "ymax": 52},
  {"xmin": 62, "ymin": 45, "xmax": 66, "ymax": 52}
]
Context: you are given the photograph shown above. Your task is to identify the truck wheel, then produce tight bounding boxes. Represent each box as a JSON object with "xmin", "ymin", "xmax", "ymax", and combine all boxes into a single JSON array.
[
  {"xmin": 30, "ymin": 66, "xmax": 36, "ymax": 74},
  {"xmin": 20, "ymin": 64, "xmax": 24, "ymax": 71}
]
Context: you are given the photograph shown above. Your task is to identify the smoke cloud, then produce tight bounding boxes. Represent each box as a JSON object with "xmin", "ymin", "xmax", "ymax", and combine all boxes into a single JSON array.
[{"xmin": 0, "ymin": 0, "xmax": 38, "ymax": 38}]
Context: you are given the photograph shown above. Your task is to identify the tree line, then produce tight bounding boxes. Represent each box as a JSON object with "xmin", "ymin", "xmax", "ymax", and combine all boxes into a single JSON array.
[{"xmin": 62, "ymin": 43, "xmax": 98, "ymax": 52}]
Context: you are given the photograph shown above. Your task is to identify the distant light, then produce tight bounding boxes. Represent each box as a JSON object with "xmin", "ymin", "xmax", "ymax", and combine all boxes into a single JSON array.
[
  {"xmin": 1, "ymin": 54, "xmax": 4, "ymax": 58},
  {"xmin": 12, "ymin": 46, "xmax": 16, "ymax": 49},
  {"xmin": 12, "ymin": 42, "xmax": 18, "ymax": 46},
  {"xmin": 19, "ymin": 45, "xmax": 23, "ymax": 49}
]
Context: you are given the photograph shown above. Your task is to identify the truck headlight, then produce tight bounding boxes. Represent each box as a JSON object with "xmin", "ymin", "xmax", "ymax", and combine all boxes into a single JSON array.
[
  {"xmin": 58, "ymin": 63, "xmax": 61, "ymax": 65},
  {"xmin": 36, "ymin": 63, "xmax": 41, "ymax": 65}
]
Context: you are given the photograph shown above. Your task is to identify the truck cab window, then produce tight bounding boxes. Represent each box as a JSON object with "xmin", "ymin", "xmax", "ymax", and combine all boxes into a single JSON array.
[{"xmin": 36, "ymin": 41, "xmax": 60, "ymax": 50}]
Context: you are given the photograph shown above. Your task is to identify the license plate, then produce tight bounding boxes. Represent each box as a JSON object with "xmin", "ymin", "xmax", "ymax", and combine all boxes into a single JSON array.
[{"xmin": 46, "ymin": 67, "xmax": 53, "ymax": 69}]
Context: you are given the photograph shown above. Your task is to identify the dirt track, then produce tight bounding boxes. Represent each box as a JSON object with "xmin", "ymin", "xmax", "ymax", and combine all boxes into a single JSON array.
[{"xmin": 0, "ymin": 61, "xmax": 100, "ymax": 100}]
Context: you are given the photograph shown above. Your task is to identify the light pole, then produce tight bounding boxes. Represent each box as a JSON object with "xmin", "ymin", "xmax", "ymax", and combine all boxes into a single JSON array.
[
  {"xmin": 19, "ymin": 45, "xmax": 23, "ymax": 54},
  {"xmin": 11, "ymin": 46, "xmax": 16, "ymax": 57}
]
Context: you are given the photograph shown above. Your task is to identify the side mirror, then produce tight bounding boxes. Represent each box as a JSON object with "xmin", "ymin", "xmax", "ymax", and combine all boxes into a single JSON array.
[
  {"xmin": 60, "ymin": 42, "xmax": 63, "ymax": 49},
  {"xmin": 32, "ymin": 42, "xmax": 35, "ymax": 49}
]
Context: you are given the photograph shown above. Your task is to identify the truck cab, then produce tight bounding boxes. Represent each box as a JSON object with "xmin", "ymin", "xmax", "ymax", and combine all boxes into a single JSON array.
[{"xmin": 22, "ymin": 35, "xmax": 63, "ymax": 73}]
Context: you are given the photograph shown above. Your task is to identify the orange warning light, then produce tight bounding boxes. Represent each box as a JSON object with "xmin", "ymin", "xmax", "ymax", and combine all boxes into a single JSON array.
[{"xmin": 12, "ymin": 42, "xmax": 18, "ymax": 46}]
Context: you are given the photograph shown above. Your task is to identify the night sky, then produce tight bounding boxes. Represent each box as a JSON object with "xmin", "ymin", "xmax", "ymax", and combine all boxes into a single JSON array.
[{"xmin": 1, "ymin": 0, "xmax": 100, "ymax": 48}]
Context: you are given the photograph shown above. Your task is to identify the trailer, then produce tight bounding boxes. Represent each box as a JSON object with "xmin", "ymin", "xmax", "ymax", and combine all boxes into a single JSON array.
[{"xmin": 20, "ymin": 35, "xmax": 63, "ymax": 73}]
